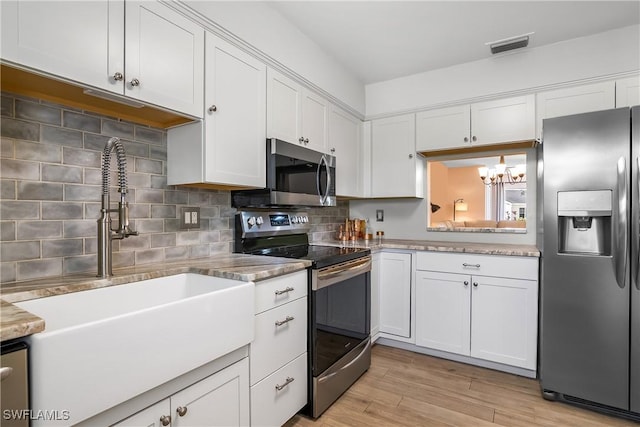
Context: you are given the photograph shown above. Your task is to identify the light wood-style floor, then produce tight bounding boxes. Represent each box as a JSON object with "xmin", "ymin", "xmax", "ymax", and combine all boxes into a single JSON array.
[{"xmin": 284, "ymin": 344, "xmax": 638, "ymax": 427}]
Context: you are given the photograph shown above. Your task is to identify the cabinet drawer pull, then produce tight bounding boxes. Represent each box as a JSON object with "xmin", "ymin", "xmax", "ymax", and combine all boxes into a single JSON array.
[
  {"xmin": 275, "ymin": 376, "xmax": 294, "ymax": 391},
  {"xmin": 274, "ymin": 286, "xmax": 294, "ymax": 296},
  {"xmin": 275, "ymin": 316, "xmax": 294, "ymax": 327},
  {"xmin": 462, "ymin": 263, "xmax": 481, "ymax": 268}
]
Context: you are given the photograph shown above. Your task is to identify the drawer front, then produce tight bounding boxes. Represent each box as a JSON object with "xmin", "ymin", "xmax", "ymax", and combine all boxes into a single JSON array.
[
  {"xmin": 250, "ymin": 297, "xmax": 307, "ymax": 385},
  {"xmin": 251, "ymin": 353, "xmax": 307, "ymax": 427},
  {"xmin": 255, "ymin": 270, "xmax": 307, "ymax": 314},
  {"xmin": 416, "ymin": 251, "xmax": 538, "ymax": 280}
]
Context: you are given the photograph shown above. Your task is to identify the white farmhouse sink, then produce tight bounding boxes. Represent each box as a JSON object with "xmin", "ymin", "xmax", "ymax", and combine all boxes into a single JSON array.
[{"xmin": 15, "ymin": 274, "xmax": 254, "ymax": 426}]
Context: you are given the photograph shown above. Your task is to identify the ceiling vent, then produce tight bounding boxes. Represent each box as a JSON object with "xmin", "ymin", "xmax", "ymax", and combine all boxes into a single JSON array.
[{"xmin": 486, "ymin": 33, "xmax": 533, "ymax": 55}]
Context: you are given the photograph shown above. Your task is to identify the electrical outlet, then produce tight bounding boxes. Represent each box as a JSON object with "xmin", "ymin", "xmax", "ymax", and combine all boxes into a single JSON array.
[
  {"xmin": 180, "ymin": 207, "xmax": 200, "ymax": 230},
  {"xmin": 376, "ymin": 209, "xmax": 384, "ymax": 222}
]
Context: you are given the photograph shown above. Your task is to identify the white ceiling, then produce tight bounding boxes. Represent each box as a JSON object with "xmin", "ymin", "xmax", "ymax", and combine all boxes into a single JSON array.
[{"xmin": 267, "ymin": 1, "xmax": 640, "ymax": 85}]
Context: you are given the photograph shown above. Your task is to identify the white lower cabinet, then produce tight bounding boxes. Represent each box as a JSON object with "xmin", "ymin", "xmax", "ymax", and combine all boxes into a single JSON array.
[
  {"xmin": 114, "ymin": 358, "xmax": 250, "ymax": 427},
  {"xmin": 379, "ymin": 251, "xmax": 412, "ymax": 339},
  {"xmin": 370, "ymin": 252, "xmax": 380, "ymax": 341},
  {"xmin": 414, "ymin": 252, "xmax": 538, "ymax": 371},
  {"xmin": 250, "ymin": 271, "xmax": 308, "ymax": 427},
  {"xmin": 250, "ymin": 353, "xmax": 307, "ymax": 427}
]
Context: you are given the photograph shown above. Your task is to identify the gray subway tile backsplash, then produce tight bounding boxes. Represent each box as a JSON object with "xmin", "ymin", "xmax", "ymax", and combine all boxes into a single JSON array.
[{"xmin": 0, "ymin": 92, "xmax": 346, "ymax": 285}]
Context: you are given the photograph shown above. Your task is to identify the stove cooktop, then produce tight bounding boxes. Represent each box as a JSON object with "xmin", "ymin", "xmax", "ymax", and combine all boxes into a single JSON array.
[{"xmin": 251, "ymin": 244, "xmax": 370, "ymax": 269}]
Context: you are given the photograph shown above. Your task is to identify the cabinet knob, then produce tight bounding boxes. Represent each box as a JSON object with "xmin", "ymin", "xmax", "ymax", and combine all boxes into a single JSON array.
[
  {"xmin": 160, "ymin": 415, "xmax": 171, "ymax": 426},
  {"xmin": 176, "ymin": 406, "xmax": 188, "ymax": 417},
  {"xmin": 472, "ymin": 135, "xmax": 477, "ymax": 142},
  {"xmin": 331, "ymin": 148, "xmax": 336, "ymax": 154},
  {"xmin": 298, "ymin": 137, "xmax": 305, "ymax": 144},
  {"xmin": 112, "ymin": 72, "xmax": 123, "ymax": 82},
  {"xmin": 409, "ymin": 154, "xmax": 414, "ymax": 159},
  {"xmin": 464, "ymin": 281, "xmax": 469, "ymax": 286},
  {"xmin": 304, "ymin": 138, "xmax": 309, "ymax": 144},
  {"xmin": 129, "ymin": 78, "xmax": 140, "ymax": 87},
  {"xmin": 208, "ymin": 105, "xmax": 217, "ymax": 113},
  {"xmin": 463, "ymin": 136, "xmax": 469, "ymax": 143},
  {"xmin": 473, "ymin": 282, "xmax": 479, "ymax": 287}
]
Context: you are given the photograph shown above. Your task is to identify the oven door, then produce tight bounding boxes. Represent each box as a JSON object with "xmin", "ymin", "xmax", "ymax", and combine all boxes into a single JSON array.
[
  {"xmin": 310, "ymin": 256, "xmax": 371, "ymax": 377},
  {"xmin": 268, "ymin": 138, "xmax": 336, "ymax": 207}
]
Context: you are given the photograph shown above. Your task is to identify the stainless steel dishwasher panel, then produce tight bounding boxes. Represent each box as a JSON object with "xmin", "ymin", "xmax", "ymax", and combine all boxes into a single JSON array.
[{"xmin": 1, "ymin": 342, "xmax": 29, "ymax": 427}]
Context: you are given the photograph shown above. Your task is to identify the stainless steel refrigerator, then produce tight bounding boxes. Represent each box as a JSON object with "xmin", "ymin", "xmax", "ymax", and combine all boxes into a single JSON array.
[{"xmin": 539, "ymin": 106, "xmax": 640, "ymax": 420}]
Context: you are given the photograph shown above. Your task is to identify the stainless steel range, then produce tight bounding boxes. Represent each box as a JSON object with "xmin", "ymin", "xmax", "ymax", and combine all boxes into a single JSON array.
[{"xmin": 235, "ymin": 211, "xmax": 371, "ymax": 418}]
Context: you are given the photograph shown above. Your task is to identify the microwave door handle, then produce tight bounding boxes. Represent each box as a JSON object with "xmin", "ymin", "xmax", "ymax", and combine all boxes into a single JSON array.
[
  {"xmin": 317, "ymin": 155, "xmax": 329, "ymax": 205},
  {"xmin": 636, "ymin": 156, "xmax": 640, "ymax": 290},
  {"xmin": 323, "ymin": 155, "xmax": 331, "ymax": 205}
]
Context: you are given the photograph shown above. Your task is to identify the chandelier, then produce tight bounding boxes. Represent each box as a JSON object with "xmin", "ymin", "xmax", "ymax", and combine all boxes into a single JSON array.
[{"xmin": 478, "ymin": 155, "xmax": 526, "ymax": 186}]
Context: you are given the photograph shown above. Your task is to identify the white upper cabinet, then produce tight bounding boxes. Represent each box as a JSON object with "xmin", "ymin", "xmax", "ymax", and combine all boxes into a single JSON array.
[
  {"xmin": 470, "ymin": 95, "xmax": 535, "ymax": 146},
  {"xmin": 415, "ymin": 105, "xmax": 470, "ymax": 151},
  {"xmin": 416, "ymin": 95, "xmax": 535, "ymax": 152},
  {"xmin": 370, "ymin": 114, "xmax": 424, "ymax": 198},
  {"xmin": 167, "ymin": 32, "xmax": 266, "ymax": 188},
  {"xmin": 1, "ymin": 0, "xmax": 124, "ymax": 93},
  {"xmin": 536, "ymin": 81, "xmax": 615, "ymax": 139},
  {"xmin": 1, "ymin": 0, "xmax": 204, "ymax": 118},
  {"xmin": 616, "ymin": 75, "xmax": 640, "ymax": 108},
  {"xmin": 329, "ymin": 105, "xmax": 363, "ymax": 197},
  {"xmin": 124, "ymin": 2, "xmax": 204, "ymax": 117},
  {"xmin": 267, "ymin": 68, "xmax": 328, "ymax": 153}
]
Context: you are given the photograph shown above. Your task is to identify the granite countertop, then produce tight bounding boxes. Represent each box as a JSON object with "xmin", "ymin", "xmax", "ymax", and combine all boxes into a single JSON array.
[
  {"xmin": 318, "ymin": 238, "xmax": 540, "ymax": 257},
  {"xmin": 1, "ymin": 241, "xmax": 538, "ymax": 342},
  {"xmin": 0, "ymin": 254, "xmax": 311, "ymax": 342}
]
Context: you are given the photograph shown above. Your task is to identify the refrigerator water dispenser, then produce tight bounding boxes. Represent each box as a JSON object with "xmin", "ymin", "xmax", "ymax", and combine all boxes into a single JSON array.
[{"xmin": 557, "ymin": 190, "xmax": 612, "ymax": 256}]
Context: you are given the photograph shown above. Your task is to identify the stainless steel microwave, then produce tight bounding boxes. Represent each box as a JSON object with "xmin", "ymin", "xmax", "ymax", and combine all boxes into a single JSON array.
[{"xmin": 231, "ymin": 138, "xmax": 336, "ymax": 207}]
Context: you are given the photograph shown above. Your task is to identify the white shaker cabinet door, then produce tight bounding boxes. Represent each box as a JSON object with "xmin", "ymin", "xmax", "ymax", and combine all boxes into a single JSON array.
[
  {"xmin": 379, "ymin": 252, "xmax": 412, "ymax": 338},
  {"xmin": 415, "ymin": 271, "xmax": 471, "ymax": 356},
  {"xmin": 267, "ymin": 68, "xmax": 303, "ymax": 144},
  {"xmin": 470, "ymin": 95, "xmax": 535, "ymax": 147},
  {"xmin": 329, "ymin": 105, "xmax": 362, "ymax": 197},
  {"xmin": 371, "ymin": 114, "xmax": 423, "ymax": 198},
  {"xmin": 301, "ymin": 90, "xmax": 328, "ymax": 153},
  {"xmin": 1, "ymin": 0, "xmax": 124, "ymax": 93},
  {"xmin": 203, "ymin": 32, "xmax": 266, "ymax": 188},
  {"xmin": 172, "ymin": 358, "xmax": 250, "ymax": 427},
  {"xmin": 470, "ymin": 276, "xmax": 538, "ymax": 370},
  {"xmin": 125, "ymin": 1, "xmax": 204, "ymax": 117},
  {"xmin": 416, "ymin": 105, "xmax": 470, "ymax": 152}
]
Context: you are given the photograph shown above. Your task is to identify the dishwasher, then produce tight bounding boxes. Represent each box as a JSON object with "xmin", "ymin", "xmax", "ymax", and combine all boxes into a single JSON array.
[{"xmin": 1, "ymin": 341, "xmax": 29, "ymax": 427}]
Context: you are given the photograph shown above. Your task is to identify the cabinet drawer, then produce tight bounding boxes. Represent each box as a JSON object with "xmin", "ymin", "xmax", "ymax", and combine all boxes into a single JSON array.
[
  {"xmin": 416, "ymin": 251, "xmax": 538, "ymax": 280},
  {"xmin": 251, "ymin": 297, "xmax": 307, "ymax": 385},
  {"xmin": 255, "ymin": 270, "xmax": 307, "ymax": 314},
  {"xmin": 251, "ymin": 353, "xmax": 307, "ymax": 427}
]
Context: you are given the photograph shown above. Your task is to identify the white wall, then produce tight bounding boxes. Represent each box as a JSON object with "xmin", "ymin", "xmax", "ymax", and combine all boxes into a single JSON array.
[
  {"xmin": 366, "ymin": 25, "xmax": 640, "ymax": 118},
  {"xmin": 182, "ymin": 1, "xmax": 365, "ymax": 116},
  {"xmin": 349, "ymin": 148, "xmax": 538, "ymax": 245}
]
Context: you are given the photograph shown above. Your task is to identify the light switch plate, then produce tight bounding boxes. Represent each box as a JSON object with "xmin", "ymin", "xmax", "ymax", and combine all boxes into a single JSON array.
[
  {"xmin": 180, "ymin": 207, "xmax": 201, "ymax": 230},
  {"xmin": 376, "ymin": 209, "xmax": 384, "ymax": 222}
]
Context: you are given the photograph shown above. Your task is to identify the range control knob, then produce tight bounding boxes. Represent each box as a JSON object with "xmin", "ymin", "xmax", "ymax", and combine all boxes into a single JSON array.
[
  {"xmin": 247, "ymin": 216, "xmax": 256, "ymax": 227},
  {"xmin": 301, "ymin": 216, "xmax": 308, "ymax": 223},
  {"xmin": 256, "ymin": 216, "xmax": 264, "ymax": 225},
  {"xmin": 291, "ymin": 216, "xmax": 298, "ymax": 224}
]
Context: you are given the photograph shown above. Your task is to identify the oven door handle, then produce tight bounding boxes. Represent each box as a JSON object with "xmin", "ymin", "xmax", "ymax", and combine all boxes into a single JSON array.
[{"xmin": 312, "ymin": 256, "xmax": 371, "ymax": 291}]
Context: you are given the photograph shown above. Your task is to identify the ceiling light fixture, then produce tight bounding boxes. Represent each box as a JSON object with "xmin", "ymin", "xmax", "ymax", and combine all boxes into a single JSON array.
[
  {"xmin": 486, "ymin": 32, "xmax": 534, "ymax": 55},
  {"xmin": 478, "ymin": 155, "xmax": 526, "ymax": 186}
]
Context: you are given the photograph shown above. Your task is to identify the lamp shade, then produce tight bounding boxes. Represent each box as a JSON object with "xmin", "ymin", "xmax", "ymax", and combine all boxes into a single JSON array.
[{"xmin": 455, "ymin": 201, "xmax": 468, "ymax": 212}]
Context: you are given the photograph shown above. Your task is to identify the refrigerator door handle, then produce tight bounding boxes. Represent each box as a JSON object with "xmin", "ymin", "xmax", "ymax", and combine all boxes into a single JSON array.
[
  {"xmin": 636, "ymin": 156, "xmax": 640, "ymax": 290},
  {"xmin": 615, "ymin": 156, "xmax": 628, "ymax": 289}
]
